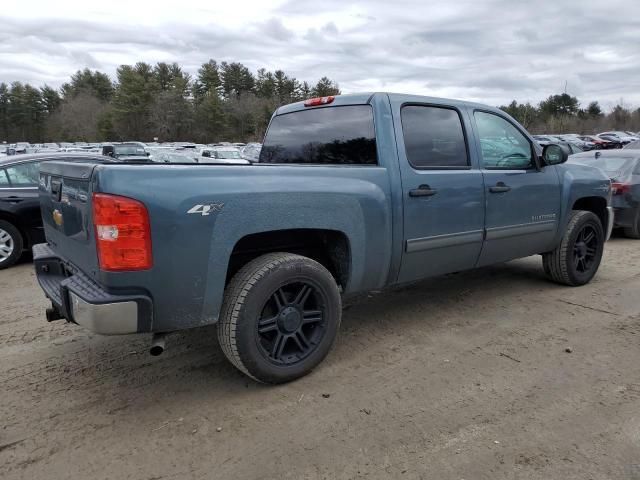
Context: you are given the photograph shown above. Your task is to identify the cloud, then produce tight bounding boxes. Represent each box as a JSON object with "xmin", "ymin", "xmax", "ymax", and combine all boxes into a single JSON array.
[{"xmin": 0, "ymin": 0, "xmax": 639, "ymax": 109}]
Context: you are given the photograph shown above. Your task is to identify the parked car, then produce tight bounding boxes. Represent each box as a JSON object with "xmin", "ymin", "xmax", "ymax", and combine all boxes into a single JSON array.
[
  {"xmin": 534, "ymin": 137, "xmax": 582, "ymax": 154},
  {"xmin": 579, "ymin": 135, "xmax": 615, "ymax": 149},
  {"xmin": 0, "ymin": 153, "xmax": 109, "ymax": 269},
  {"xmin": 102, "ymin": 143, "xmax": 149, "ymax": 160},
  {"xmin": 565, "ymin": 143, "xmax": 584, "ymax": 155},
  {"xmin": 597, "ymin": 134, "xmax": 625, "ymax": 148},
  {"xmin": 555, "ymin": 134, "xmax": 595, "ymax": 151},
  {"xmin": 240, "ymin": 143, "xmax": 262, "ymax": 162},
  {"xmin": 569, "ymin": 150, "xmax": 640, "ymax": 238},
  {"xmin": 532, "ymin": 135, "xmax": 556, "ymax": 146},
  {"xmin": 34, "ymin": 93, "xmax": 613, "ymax": 383},
  {"xmin": 199, "ymin": 146, "xmax": 249, "ymax": 164},
  {"xmin": 147, "ymin": 148, "xmax": 196, "ymax": 163},
  {"xmin": 598, "ymin": 131, "xmax": 639, "ymax": 145}
]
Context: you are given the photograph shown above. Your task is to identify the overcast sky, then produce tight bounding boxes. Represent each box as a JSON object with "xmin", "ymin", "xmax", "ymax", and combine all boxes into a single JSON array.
[{"xmin": 1, "ymin": 0, "xmax": 639, "ymax": 109}]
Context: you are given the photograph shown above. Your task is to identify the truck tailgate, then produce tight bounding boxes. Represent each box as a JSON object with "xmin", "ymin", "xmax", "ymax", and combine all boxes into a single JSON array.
[{"xmin": 39, "ymin": 161, "xmax": 100, "ymax": 273}]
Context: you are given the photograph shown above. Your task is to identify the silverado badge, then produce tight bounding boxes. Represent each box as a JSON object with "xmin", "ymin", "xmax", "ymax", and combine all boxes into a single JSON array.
[{"xmin": 52, "ymin": 209, "xmax": 63, "ymax": 226}]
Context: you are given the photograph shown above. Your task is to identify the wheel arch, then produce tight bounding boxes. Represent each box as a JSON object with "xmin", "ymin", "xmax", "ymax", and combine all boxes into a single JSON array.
[
  {"xmin": 226, "ymin": 228, "xmax": 352, "ymax": 291},
  {"xmin": 572, "ymin": 196, "xmax": 608, "ymax": 230}
]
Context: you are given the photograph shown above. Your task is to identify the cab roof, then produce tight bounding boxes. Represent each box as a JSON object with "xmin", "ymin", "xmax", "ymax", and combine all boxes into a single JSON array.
[{"xmin": 275, "ymin": 92, "xmax": 498, "ymax": 116}]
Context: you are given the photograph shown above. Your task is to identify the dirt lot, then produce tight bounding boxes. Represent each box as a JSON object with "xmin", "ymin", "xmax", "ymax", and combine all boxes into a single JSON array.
[{"xmin": 1, "ymin": 237, "xmax": 640, "ymax": 480}]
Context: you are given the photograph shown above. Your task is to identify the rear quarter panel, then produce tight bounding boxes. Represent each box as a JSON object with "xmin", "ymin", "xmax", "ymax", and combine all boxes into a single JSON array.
[{"xmin": 93, "ymin": 163, "xmax": 393, "ymax": 331}]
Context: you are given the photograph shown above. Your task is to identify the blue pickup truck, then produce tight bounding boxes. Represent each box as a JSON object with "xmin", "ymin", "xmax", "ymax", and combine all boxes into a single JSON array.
[{"xmin": 34, "ymin": 93, "xmax": 613, "ymax": 383}]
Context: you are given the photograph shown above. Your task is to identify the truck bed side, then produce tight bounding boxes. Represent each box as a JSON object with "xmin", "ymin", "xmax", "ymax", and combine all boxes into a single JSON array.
[{"xmin": 41, "ymin": 162, "xmax": 394, "ymax": 332}]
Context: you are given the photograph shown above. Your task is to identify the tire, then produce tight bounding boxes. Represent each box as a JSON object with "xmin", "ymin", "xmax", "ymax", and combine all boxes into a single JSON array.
[
  {"xmin": 218, "ymin": 253, "xmax": 342, "ymax": 384},
  {"xmin": 623, "ymin": 207, "xmax": 640, "ymax": 239},
  {"xmin": 542, "ymin": 210, "xmax": 604, "ymax": 286},
  {"xmin": 0, "ymin": 220, "xmax": 23, "ymax": 270}
]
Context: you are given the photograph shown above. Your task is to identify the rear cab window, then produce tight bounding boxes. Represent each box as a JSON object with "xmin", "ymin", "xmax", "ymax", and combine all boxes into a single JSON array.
[{"xmin": 259, "ymin": 105, "xmax": 377, "ymax": 165}]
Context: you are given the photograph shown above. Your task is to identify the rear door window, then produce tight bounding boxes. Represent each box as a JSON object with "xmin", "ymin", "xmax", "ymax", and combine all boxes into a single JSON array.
[
  {"xmin": 259, "ymin": 105, "xmax": 377, "ymax": 165},
  {"xmin": 400, "ymin": 105, "xmax": 469, "ymax": 168}
]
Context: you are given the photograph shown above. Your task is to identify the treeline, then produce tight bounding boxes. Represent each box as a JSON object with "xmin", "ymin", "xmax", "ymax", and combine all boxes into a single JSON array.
[
  {"xmin": 3, "ymin": 66, "xmax": 639, "ymax": 143},
  {"xmin": 0, "ymin": 61, "xmax": 341, "ymax": 143},
  {"xmin": 499, "ymin": 93, "xmax": 640, "ymax": 134}
]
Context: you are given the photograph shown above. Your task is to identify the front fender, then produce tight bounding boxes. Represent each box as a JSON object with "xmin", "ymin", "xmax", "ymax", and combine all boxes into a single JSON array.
[{"xmin": 554, "ymin": 163, "xmax": 611, "ymax": 244}]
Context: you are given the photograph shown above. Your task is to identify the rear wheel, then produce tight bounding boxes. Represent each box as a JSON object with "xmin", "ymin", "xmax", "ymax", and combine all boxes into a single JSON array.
[
  {"xmin": 0, "ymin": 220, "xmax": 23, "ymax": 270},
  {"xmin": 542, "ymin": 210, "xmax": 604, "ymax": 286},
  {"xmin": 218, "ymin": 253, "xmax": 341, "ymax": 383},
  {"xmin": 623, "ymin": 207, "xmax": 640, "ymax": 239}
]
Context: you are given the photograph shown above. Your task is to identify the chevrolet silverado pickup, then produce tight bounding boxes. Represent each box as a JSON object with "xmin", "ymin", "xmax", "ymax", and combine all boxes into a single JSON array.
[{"xmin": 34, "ymin": 93, "xmax": 614, "ymax": 383}]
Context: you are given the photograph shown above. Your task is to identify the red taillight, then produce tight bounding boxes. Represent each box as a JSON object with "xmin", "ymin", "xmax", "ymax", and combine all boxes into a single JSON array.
[
  {"xmin": 304, "ymin": 96, "xmax": 335, "ymax": 107},
  {"xmin": 93, "ymin": 193, "xmax": 152, "ymax": 271},
  {"xmin": 611, "ymin": 182, "xmax": 631, "ymax": 195}
]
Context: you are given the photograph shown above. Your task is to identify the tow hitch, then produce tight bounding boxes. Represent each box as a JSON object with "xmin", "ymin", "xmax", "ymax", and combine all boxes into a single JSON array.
[{"xmin": 46, "ymin": 305, "xmax": 64, "ymax": 322}]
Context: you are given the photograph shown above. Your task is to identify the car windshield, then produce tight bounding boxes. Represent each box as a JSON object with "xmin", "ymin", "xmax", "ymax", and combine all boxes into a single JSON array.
[
  {"xmin": 114, "ymin": 145, "xmax": 146, "ymax": 156},
  {"xmin": 166, "ymin": 153, "xmax": 194, "ymax": 162},
  {"xmin": 214, "ymin": 150, "xmax": 241, "ymax": 159}
]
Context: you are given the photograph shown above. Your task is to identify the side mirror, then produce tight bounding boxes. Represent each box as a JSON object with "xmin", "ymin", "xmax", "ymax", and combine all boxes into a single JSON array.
[
  {"xmin": 201, "ymin": 150, "xmax": 211, "ymax": 158},
  {"xmin": 541, "ymin": 143, "xmax": 569, "ymax": 166},
  {"xmin": 102, "ymin": 145, "xmax": 115, "ymax": 157}
]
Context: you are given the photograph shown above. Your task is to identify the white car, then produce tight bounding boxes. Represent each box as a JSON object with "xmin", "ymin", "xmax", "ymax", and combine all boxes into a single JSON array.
[
  {"xmin": 598, "ymin": 131, "xmax": 640, "ymax": 143},
  {"xmin": 199, "ymin": 147, "xmax": 249, "ymax": 164}
]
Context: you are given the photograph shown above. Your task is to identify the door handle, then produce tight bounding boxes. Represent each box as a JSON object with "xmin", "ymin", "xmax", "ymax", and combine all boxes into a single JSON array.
[
  {"xmin": 4, "ymin": 196, "xmax": 24, "ymax": 203},
  {"xmin": 409, "ymin": 185, "xmax": 438, "ymax": 197},
  {"xmin": 489, "ymin": 182, "xmax": 511, "ymax": 193}
]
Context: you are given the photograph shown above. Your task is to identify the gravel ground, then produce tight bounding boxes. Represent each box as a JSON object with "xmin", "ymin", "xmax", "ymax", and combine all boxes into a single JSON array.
[{"xmin": 1, "ymin": 236, "xmax": 640, "ymax": 480}]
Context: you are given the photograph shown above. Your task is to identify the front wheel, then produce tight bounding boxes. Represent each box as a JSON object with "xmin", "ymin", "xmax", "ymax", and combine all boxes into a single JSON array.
[
  {"xmin": 218, "ymin": 253, "xmax": 341, "ymax": 383},
  {"xmin": 542, "ymin": 210, "xmax": 604, "ymax": 286}
]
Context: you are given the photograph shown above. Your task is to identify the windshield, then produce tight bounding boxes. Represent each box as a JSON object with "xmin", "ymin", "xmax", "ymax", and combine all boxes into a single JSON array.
[
  {"xmin": 114, "ymin": 145, "xmax": 146, "ymax": 156},
  {"xmin": 214, "ymin": 150, "xmax": 241, "ymax": 159}
]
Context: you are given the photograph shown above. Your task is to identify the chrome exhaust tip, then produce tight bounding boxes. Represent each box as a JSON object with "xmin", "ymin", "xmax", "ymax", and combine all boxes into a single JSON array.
[{"xmin": 150, "ymin": 333, "xmax": 167, "ymax": 356}]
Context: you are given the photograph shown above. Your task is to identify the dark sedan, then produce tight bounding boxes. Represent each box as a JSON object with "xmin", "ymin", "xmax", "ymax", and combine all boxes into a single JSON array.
[
  {"xmin": 579, "ymin": 135, "xmax": 616, "ymax": 149},
  {"xmin": 0, "ymin": 152, "xmax": 108, "ymax": 268},
  {"xmin": 568, "ymin": 150, "xmax": 640, "ymax": 238},
  {"xmin": 597, "ymin": 134, "xmax": 625, "ymax": 148}
]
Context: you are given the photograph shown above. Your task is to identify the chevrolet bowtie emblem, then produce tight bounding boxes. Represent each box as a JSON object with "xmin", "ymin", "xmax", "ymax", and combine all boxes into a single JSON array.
[{"xmin": 52, "ymin": 209, "xmax": 63, "ymax": 226}]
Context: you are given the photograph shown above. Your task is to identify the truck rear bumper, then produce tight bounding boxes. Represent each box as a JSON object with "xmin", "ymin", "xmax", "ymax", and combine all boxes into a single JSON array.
[
  {"xmin": 33, "ymin": 243, "xmax": 152, "ymax": 335},
  {"xmin": 68, "ymin": 291, "xmax": 139, "ymax": 334}
]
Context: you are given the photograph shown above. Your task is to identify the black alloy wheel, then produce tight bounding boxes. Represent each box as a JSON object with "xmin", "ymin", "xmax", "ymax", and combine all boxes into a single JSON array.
[
  {"xmin": 542, "ymin": 210, "xmax": 604, "ymax": 286},
  {"xmin": 572, "ymin": 224, "xmax": 598, "ymax": 274},
  {"xmin": 256, "ymin": 282, "xmax": 327, "ymax": 366},
  {"xmin": 218, "ymin": 253, "xmax": 342, "ymax": 384}
]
